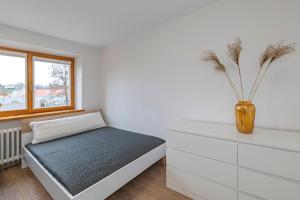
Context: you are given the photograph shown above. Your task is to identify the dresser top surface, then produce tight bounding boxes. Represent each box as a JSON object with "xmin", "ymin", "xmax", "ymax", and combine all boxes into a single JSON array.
[{"xmin": 168, "ymin": 120, "xmax": 300, "ymax": 152}]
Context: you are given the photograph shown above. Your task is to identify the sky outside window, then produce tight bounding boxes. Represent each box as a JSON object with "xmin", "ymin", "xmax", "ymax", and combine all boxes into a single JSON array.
[{"xmin": 0, "ymin": 54, "xmax": 26, "ymax": 111}]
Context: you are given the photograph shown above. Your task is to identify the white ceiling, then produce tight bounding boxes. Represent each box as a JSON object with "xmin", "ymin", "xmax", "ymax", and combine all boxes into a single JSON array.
[{"xmin": 0, "ymin": 0, "xmax": 216, "ymax": 47}]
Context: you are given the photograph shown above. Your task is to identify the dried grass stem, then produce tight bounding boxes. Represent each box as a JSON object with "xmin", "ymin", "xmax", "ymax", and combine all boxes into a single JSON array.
[
  {"xmin": 202, "ymin": 40, "xmax": 295, "ymax": 102},
  {"xmin": 227, "ymin": 38, "xmax": 244, "ymax": 100},
  {"xmin": 201, "ymin": 51, "xmax": 241, "ymax": 100},
  {"xmin": 248, "ymin": 42, "xmax": 296, "ymax": 100}
]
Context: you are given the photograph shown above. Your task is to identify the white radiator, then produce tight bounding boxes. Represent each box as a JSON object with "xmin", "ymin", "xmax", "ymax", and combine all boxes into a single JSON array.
[{"xmin": 0, "ymin": 127, "xmax": 22, "ymax": 168}]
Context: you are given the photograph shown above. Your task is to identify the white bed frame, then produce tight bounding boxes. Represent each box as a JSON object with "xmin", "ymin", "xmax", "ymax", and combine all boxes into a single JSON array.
[{"xmin": 22, "ymin": 126, "xmax": 165, "ymax": 200}]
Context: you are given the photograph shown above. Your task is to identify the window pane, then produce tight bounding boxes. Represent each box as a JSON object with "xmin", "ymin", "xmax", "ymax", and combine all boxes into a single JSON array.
[
  {"xmin": 0, "ymin": 53, "xmax": 26, "ymax": 111},
  {"xmin": 33, "ymin": 58, "xmax": 71, "ymax": 109}
]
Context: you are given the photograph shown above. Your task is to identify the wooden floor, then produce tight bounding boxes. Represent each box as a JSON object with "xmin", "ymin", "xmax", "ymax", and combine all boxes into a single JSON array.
[{"xmin": 0, "ymin": 162, "xmax": 191, "ymax": 200}]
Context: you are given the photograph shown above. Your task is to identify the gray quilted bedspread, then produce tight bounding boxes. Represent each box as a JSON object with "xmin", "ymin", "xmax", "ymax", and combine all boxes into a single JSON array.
[{"xmin": 26, "ymin": 127, "xmax": 165, "ymax": 196}]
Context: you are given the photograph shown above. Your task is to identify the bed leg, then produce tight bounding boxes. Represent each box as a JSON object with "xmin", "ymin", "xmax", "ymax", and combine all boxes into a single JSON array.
[
  {"xmin": 159, "ymin": 157, "xmax": 166, "ymax": 167},
  {"xmin": 21, "ymin": 158, "xmax": 28, "ymax": 169}
]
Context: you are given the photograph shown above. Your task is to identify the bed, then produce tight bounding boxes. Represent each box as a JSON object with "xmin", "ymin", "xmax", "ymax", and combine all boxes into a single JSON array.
[{"xmin": 21, "ymin": 110, "xmax": 166, "ymax": 200}]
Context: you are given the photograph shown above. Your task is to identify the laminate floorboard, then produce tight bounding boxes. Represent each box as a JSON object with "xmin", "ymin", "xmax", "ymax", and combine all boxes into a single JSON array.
[{"xmin": 0, "ymin": 163, "xmax": 191, "ymax": 200}]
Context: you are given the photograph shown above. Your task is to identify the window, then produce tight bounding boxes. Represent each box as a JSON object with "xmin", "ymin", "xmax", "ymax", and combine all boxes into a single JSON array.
[
  {"xmin": 0, "ymin": 46, "xmax": 74, "ymax": 117},
  {"xmin": 33, "ymin": 57, "xmax": 72, "ymax": 109}
]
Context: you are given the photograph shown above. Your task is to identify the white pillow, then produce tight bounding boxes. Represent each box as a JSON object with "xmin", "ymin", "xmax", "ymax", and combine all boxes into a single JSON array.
[{"xmin": 30, "ymin": 112, "xmax": 106, "ymax": 144}]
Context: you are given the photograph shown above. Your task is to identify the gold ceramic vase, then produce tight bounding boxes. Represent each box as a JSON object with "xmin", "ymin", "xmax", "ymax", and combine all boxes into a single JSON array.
[{"xmin": 235, "ymin": 101, "xmax": 256, "ymax": 134}]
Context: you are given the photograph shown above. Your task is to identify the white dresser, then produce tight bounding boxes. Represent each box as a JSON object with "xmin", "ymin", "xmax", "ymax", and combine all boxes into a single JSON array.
[{"xmin": 166, "ymin": 120, "xmax": 300, "ymax": 200}]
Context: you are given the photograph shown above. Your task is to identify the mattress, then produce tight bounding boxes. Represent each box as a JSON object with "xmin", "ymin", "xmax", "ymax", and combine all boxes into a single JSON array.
[{"xmin": 26, "ymin": 127, "xmax": 165, "ymax": 196}]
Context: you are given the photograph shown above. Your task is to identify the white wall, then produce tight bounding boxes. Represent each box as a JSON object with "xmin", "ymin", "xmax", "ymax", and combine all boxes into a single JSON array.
[
  {"xmin": 99, "ymin": 0, "xmax": 300, "ymax": 139},
  {"xmin": 0, "ymin": 24, "xmax": 102, "ymax": 128}
]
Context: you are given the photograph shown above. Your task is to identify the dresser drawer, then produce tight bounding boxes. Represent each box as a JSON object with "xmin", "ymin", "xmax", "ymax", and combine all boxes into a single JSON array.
[
  {"xmin": 167, "ymin": 148, "xmax": 237, "ymax": 188},
  {"xmin": 239, "ymin": 168, "xmax": 300, "ymax": 200},
  {"xmin": 167, "ymin": 166, "xmax": 237, "ymax": 200},
  {"xmin": 167, "ymin": 131, "xmax": 237, "ymax": 164},
  {"xmin": 238, "ymin": 193, "xmax": 260, "ymax": 200},
  {"xmin": 238, "ymin": 144, "xmax": 300, "ymax": 181}
]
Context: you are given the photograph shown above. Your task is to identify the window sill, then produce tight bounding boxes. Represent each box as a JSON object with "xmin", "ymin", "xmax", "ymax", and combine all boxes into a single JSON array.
[{"xmin": 0, "ymin": 109, "xmax": 84, "ymax": 122}]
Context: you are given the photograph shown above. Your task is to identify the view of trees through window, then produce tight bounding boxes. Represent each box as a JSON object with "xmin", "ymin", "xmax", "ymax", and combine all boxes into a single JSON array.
[
  {"xmin": 34, "ymin": 59, "xmax": 71, "ymax": 109},
  {"xmin": 0, "ymin": 53, "xmax": 26, "ymax": 111},
  {"xmin": 0, "ymin": 48, "xmax": 74, "ymax": 116}
]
